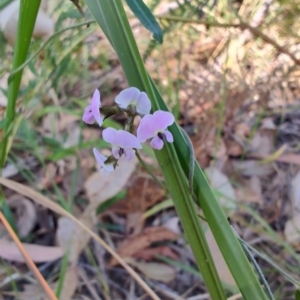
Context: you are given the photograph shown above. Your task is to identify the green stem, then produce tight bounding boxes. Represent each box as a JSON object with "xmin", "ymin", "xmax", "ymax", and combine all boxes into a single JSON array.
[
  {"xmin": 0, "ymin": 0, "xmax": 41, "ymax": 171},
  {"xmin": 135, "ymin": 150, "xmax": 166, "ymax": 189}
]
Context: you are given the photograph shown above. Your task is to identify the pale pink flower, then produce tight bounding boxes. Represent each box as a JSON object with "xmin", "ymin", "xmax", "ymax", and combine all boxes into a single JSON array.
[
  {"xmin": 82, "ymin": 89, "xmax": 104, "ymax": 126},
  {"xmin": 115, "ymin": 87, "xmax": 151, "ymax": 115},
  {"xmin": 103, "ymin": 128, "xmax": 142, "ymax": 160},
  {"xmin": 93, "ymin": 148, "xmax": 114, "ymax": 174},
  {"xmin": 137, "ymin": 110, "xmax": 175, "ymax": 150}
]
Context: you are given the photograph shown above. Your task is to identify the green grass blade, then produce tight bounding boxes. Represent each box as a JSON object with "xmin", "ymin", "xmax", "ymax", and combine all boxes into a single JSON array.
[
  {"xmin": 125, "ymin": 0, "xmax": 163, "ymax": 44},
  {"xmin": 0, "ymin": 0, "xmax": 41, "ymax": 170},
  {"xmin": 0, "ymin": 0, "xmax": 14, "ymax": 10},
  {"xmin": 83, "ymin": 0, "xmax": 269, "ymax": 299}
]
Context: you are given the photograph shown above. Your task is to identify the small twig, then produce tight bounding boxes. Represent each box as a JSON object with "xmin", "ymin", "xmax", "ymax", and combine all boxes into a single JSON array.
[
  {"xmin": 157, "ymin": 15, "xmax": 241, "ymax": 28},
  {"xmin": 135, "ymin": 150, "xmax": 166, "ymax": 189},
  {"xmin": 232, "ymin": 227, "xmax": 275, "ymax": 300},
  {"xmin": 0, "ymin": 211, "xmax": 58, "ymax": 300},
  {"xmin": 239, "ymin": 21, "xmax": 300, "ymax": 66},
  {"xmin": 157, "ymin": 15, "xmax": 300, "ymax": 66}
]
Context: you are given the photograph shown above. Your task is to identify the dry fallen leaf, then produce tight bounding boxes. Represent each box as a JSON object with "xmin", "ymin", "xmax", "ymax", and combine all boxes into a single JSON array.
[
  {"xmin": 0, "ymin": 240, "xmax": 63, "ymax": 263},
  {"xmin": 17, "ymin": 284, "xmax": 49, "ymax": 300},
  {"xmin": 205, "ymin": 228, "xmax": 236, "ymax": 287},
  {"xmin": 275, "ymin": 154, "xmax": 300, "ymax": 166},
  {"xmin": 111, "ymin": 176, "xmax": 165, "ymax": 214},
  {"xmin": 235, "ymin": 176, "xmax": 263, "ymax": 204},
  {"xmin": 205, "ymin": 166, "xmax": 237, "ymax": 212},
  {"xmin": 284, "ymin": 213, "xmax": 300, "ymax": 243},
  {"xmin": 110, "ymin": 227, "xmax": 178, "ymax": 266},
  {"xmin": 292, "ymin": 170, "xmax": 300, "ymax": 212},
  {"xmin": 249, "ymin": 118, "xmax": 276, "ymax": 156},
  {"xmin": 163, "ymin": 216, "xmax": 181, "ymax": 235},
  {"xmin": 56, "ymin": 217, "xmax": 93, "ymax": 264},
  {"xmin": 0, "ymin": 0, "xmax": 54, "ymax": 45},
  {"xmin": 231, "ymin": 159, "xmax": 274, "ymax": 177},
  {"xmin": 84, "ymin": 156, "xmax": 137, "ymax": 213},
  {"xmin": 133, "ymin": 246, "xmax": 179, "ymax": 261},
  {"xmin": 7, "ymin": 195, "xmax": 37, "ymax": 238},
  {"xmin": 56, "ymin": 265, "xmax": 79, "ymax": 300},
  {"xmin": 126, "ymin": 258, "xmax": 176, "ymax": 283}
]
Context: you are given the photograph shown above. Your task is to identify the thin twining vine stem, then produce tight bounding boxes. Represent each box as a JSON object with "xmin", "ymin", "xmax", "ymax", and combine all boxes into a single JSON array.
[
  {"xmin": 232, "ymin": 227, "xmax": 274, "ymax": 300},
  {"xmin": 135, "ymin": 150, "xmax": 166, "ymax": 189},
  {"xmin": 8, "ymin": 19, "xmax": 96, "ymax": 82},
  {"xmin": 237, "ymin": 234, "xmax": 300, "ymax": 288}
]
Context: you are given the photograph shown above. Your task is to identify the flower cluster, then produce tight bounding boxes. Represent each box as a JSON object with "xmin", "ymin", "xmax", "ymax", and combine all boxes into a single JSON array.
[{"xmin": 82, "ymin": 87, "xmax": 175, "ymax": 174}]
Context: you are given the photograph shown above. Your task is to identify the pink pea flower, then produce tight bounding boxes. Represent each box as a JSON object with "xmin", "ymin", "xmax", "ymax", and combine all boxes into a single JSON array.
[
  {"xmin": 93, "ymin": 148, "xmax": 114, "ymax": 174},
  {"xmin": 82, "ymin": 89, "xmax": 104, "ymax": 126},
  {"xmin": 103, "ymin": 128, "xmax": 142, "ymax": 160},
  {"xmin": 115, "ymin": 87, "xmax": 151, "ymax": 115},
  {"xmin": 137, "ymin": 110, "xmax": 175, "ymax": 150}
]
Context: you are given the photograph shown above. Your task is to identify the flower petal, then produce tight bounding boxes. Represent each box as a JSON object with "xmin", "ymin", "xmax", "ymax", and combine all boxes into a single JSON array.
[
  {"xmin": 153, "ymin": 110, "xmax": 175, "ymax": 131},
  {"xmin": 137, "ymin": 114, "xmax": 157, "ymax": 142},
  {"xmin": 93, "ymin": 148, "xmax": 107, "ymax": 167},
  {"xmin": 164, "ymin": 130, "xmax": 174, "ymax": 143},
  {"xmin": 103, "ymin": 128, "xmax": 118, "ymax": 145},
  {"xmin": 115, "ymin": 87, "xmax": 140, "ymax": 109},
  {"xmin": 82, "ymin": 106, "xmax": 94, "ymax": 124},
  {"xmin": 150, "ymin": 136, "xmax": 164, "ymax": 150},
  {"xmin": 116, "ymin": 130, "xmax": 142, "ymax": 149},
  {"xmin": 102, "ymin": 163, "xmax": 114, "ymax": 174},
  {"xmin": 124, "ymin": 148, "xmax": 135, "ymax": 161},
  {"xmin": 136, "ymin": 92, "xmax": 151, "ymax": 115},
  {"xmin": 112, "ymin": 145, "xmax": 120, "ymax": 159},
  {"xmin": 90, "ymin": 89, "xmax": 103, "ymax": 126}
]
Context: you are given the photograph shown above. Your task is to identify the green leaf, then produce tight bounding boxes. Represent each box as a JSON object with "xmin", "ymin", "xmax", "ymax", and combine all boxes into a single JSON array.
[
  {"xmin": 125, "ymin": 0, "xmax": 163, "ymax": 44},
  {"xmin": 295, "ymin": 290, "xmax": 300, "ymax": 300},
  {"xmin": 0, "ymin": 0, "xmax": 41, "ymax": 170},
  {"xmin": 0, "ymin": 0, "xmax": 14, "ymax": 10}
]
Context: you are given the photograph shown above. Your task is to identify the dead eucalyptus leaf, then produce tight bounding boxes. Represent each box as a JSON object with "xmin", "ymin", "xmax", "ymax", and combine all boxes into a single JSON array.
[
  {"xmin": 56, "ymin": 216, "xmax": 93, "ymax": 264},
  {"xmin": 231, "ymin": 159, "xmax": 274, "ymax": 177},
  {"xmin": 276, "ymin": 154, "xmax": 300, "ymax": 166},
  {"xmin": 205, "ymin": 167, "xmax": 237, "ymax": 212},
  {"xmin": 235, "ymin": 176, "xmax": 263, "ymax": 204},
  {"xmin": 292, "ymin": 170, "xmax": 300, "ymax": 212},
  {"xmin": 17, "ymin": 284, "xmax": 48, "ymax": 300},
  {"xmin": 7, "ymin": 195, "xmax": 37, "ymax": 237},
  {"xmin": 56, "ymin": 265, "xmax": 79, "ymax": 300},
  {"xmin": 0, "ymin": 240, "xmax": 63, "ymax": 263},
  {"xmin": 205, "ymin": 228, "xmax": 236, "ymax": 287},
  {"xmin": 284, "ymin": 213, "xmax": 300, "ymax": 243},
  {"xmin": 84, "ymin": 156, "xmax": 137, "ymax": 213},
  {"xmin": 0, "ymin": 0, "xmax": 54, "ymax": 45},
  {"xmin": 126, "ymin": 258, "xmax": 176, "ymax": 283},
  {"xmin": 249, "ymin": 118, "xmax": 276, "ymax": 156},
  {"xmin": 110, "ymin": 227, "xmax": 177, "ymax": 266}
]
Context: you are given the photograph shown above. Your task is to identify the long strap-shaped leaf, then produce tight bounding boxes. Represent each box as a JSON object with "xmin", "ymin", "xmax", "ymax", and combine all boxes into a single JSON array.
[
  {"xmin": 0, "ymin": 0, "xmax": 41, "ymax": 170},
  {"xmin": 125, "ymin": 0, "xmax": 163, "ymax": 44},
  {"xmin": 83, "ymin": 0, "xmax": 269, "ymax": 299}
]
